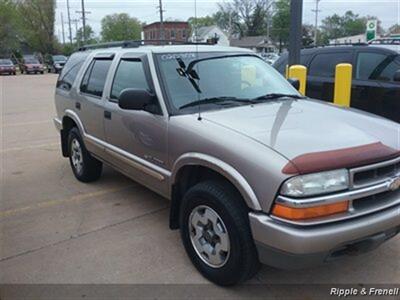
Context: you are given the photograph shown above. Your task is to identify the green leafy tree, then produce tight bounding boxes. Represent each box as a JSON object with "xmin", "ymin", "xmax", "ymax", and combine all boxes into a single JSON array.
[
  {"xmin": 270, "ymin": 0, "xmax": 290, "ymax": 51},
  {"xmin": 0, "ymin": 0, "xmax": 20, "ymax": 55},
  {"xmin": 76, "ymin": 25, "xmax": 97, "ymax": 45},
  {"xmin": 16, "ymin": 0, "xmax": 56, "ymax": 54},
  {"xmin": 101, "ymin": 13, "xmax": 142, "ymax": 42}
]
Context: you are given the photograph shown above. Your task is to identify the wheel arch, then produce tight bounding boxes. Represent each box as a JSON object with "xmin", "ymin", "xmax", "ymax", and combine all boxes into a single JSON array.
[
  {"xmin": 169, "ymin": 153, "xmax": 262, "ymax": 229},
  {"xmin": 60, "ymin": 110, "xmax": 85, "ymax": 157}
]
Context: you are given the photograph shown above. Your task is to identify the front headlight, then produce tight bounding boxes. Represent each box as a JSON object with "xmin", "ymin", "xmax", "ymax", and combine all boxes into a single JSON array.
[
  {"xmin": 55, "ymin": 63, "xmax": 61, "ymax": 68},
  {"xmin": 280, "ymin": 169, "xmax": 349, "ymax": 197}
]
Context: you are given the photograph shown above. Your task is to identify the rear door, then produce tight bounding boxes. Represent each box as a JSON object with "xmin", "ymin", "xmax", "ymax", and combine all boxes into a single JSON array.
[
  {"xmin": 306, "ymin": 51, "xmax": 353, "ymax": 102},
  {"xmin": 77, "ymin": 53, "xmax": 114, "ymax": 141},
  {"xmin": 353, "ymin": 49, "xmax": 400, "ymax": 122}
]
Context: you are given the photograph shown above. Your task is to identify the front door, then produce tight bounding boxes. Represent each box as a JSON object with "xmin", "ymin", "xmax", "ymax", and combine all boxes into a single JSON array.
[{"xmin": 103, "ymin": 53, "xmax": 169, "ymax": 197}]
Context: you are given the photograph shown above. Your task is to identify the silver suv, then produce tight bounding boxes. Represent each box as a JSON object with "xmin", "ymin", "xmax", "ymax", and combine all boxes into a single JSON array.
[{"xmin": 54, "ymin": 42, "xmax": 400, "ymax": 285}]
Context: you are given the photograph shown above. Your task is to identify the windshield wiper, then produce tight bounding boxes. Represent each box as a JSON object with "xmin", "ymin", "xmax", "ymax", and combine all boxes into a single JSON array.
[
  {"xmin": 179, "ymin": 97, "xmax": 256, "ymax": 110},
  {"xmin": 253, "ymin": 93, "xmax": 305, "ymax": 101}
]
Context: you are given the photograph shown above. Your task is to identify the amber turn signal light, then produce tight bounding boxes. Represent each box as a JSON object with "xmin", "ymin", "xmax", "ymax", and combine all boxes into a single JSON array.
[{"xmin": 272, "ymin": 201, "xmax": 349, "ymax": 220}]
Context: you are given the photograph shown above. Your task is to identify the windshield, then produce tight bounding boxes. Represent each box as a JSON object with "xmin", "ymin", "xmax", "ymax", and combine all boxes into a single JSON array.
[
  {"xmin": 53, "ymin": 55, "xmax": 67, "ymax": 62},
  {"xmin": 25, "ymin": 59, "xmax": 40, "ymax": 64},
  {"xmin": 156, "ymin": 53, "xmax": 300, "ymax": 112},
  {"xmin": 0, "ymin": 59, "xmax": 13, "ymax": 65}
]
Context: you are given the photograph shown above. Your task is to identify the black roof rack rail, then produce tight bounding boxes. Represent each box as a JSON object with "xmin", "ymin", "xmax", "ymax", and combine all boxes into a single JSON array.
[
  {"xmin": 302, "ymin": 42, "xmax": 368, "ymax": 49},
  {"xmin": 78, "ymin": 39, "xmax": 217, "ymax": 51}
]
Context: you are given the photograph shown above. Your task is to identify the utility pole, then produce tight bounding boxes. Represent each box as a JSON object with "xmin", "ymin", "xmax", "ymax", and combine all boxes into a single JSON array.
[
  {"xmin": 288, "ymin": 0, "xmax": 303, "ymax": 66},
  {"xmin": 66, "ymin": 0, "xmax": 73, "ymax": 44},
  {"xmin": 72, "ymin": 19, "xmax": 80, "ymax": 45},
  {"xmin": 76, "ymin": 0, "xmax": 91, "ymax": 43},
  {"xmin": 158, "ymin": 0, "xmax": 165, "ymax": 40},
  {"xmin": 312, "ymin": 0, "xmax": 321, "ymax": 45},
  {"xmin": 61, "ymin": 12, "xmax": 66, "ymax": 45}
]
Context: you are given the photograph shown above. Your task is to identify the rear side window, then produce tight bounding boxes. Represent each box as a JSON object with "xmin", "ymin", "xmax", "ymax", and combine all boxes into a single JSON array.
[
  {"xmin": 110, "ymin": 60, "xmax": 149, "ymax": 100},
  {"xmin": 309, "ymin": 52, "xmax": 352, "ymax": 77},
  {"xmin": 356, "ymin": 52, "xmax": 400, "ymax": 81},
  {"xmin": 80, "ymin": 59, "xmax": 112, "ymax": 97},
  {"xmin": 57, "ymin": 52, "xmax": 89, "ymax": 91}
]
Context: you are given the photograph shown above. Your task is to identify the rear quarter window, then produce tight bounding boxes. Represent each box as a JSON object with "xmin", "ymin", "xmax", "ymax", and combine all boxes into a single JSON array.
[
  {"xmin": 57, "ymin": 52, "xmax": 89, "ymax": 91},
  {"xmin": 308, "ymin": 52, "xmax": 353, "ymax": 78}
]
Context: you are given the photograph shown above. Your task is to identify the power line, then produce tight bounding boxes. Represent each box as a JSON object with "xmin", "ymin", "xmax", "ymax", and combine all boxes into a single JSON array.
[{"xmin": 312, "ymin": 0, "xmax": 321, "ymax": 45}]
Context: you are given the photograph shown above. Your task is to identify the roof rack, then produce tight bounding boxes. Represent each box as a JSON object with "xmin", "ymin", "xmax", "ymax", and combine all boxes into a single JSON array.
[
  {"xmin": 302, "ymin": 42, "xmax": 368, "ymax": 49},
  {"xmin": 78, "ymin": 39, "xmax": 217, "ymax": 51}
]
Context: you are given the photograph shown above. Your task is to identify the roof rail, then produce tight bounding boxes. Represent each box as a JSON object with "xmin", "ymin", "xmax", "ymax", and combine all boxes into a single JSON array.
[
  {"xmin": 302, "ymin": 42, "xmax": 368, "ymax": 49},
  {"xmin": 78, "ymin": 39, "xmax": 217, "ymax": 51}
]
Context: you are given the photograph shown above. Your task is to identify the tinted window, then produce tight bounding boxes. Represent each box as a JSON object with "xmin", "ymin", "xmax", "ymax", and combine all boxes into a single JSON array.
[
  {"xmin": 110, "ymin": 60, "xmax": 149, "ymax": 99},
  {"xmin": 80, "ymin": 59, "xmax": 112, "ymax": 97},
  {"xmin": 356, "ymin": 52, "xmax": 400, "ymax": 81},
  {"xmin": 274, "ymin": 53, "xmax": 312, "ymax": 75},
  {"xmin": 57, "ymin": 52, "xmax": 89, "ymax": 91},
  {"xmin": 309, "ymin": 52, "xmax": 352, "ymax": 77}
]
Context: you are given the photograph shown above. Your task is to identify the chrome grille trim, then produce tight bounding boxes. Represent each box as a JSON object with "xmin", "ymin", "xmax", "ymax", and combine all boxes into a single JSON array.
[{"xmin": 349, "ymin": 156, "xmax": 400, "ymax": 189}]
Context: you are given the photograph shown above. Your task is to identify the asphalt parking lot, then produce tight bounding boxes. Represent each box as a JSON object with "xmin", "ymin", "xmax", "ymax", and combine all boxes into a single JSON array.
[{"xmin": 0, "ymin": 74, "xmax": 399, "ymax": 288}]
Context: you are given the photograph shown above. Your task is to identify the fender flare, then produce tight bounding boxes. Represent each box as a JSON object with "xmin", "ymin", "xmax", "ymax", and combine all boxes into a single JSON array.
[
  {"xmin": 64, "ymin": 109, "xmax": 86, "ymax": 135},
  {"xmin": 171, "ymin": 152, "xmax": 262, "ymax": 211}
]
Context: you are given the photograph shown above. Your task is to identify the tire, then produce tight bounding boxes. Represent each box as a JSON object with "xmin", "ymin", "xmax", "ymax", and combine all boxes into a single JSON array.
[
  {"xmin": 40, "ymin": 71, "xmax": 44, "ymax": 74},
  {"xmin": 13, "ymin": 72, "xmax": 16, "ymax": 75},
  {"xmin": 180, "ymin": 181, "xmax": 260, "ymax": 286},
  {"xmin": 67, "ymin": 127, "xmax": 102, "ymax": 182}
]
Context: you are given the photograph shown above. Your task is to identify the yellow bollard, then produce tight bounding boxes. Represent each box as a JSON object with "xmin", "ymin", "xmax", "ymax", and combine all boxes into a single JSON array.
[
  {"xmin": 333, "ymin": 63, "xmax": 352, "ymax": 107},
  {"xmin": 288, "ymin": 65, "xmax": 307, "ymax": 95}
]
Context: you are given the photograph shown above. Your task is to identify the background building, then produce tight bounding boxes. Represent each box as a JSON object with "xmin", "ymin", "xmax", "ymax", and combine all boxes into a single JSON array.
[
  {"xmin": 230, "ymin": 36, "xmax": 276, "ymax": 53},
  {"xmin": 190, "ymin": 25, "xmax": 229, "ymax": 46},
  {"xmin": 143, "ymin": 21, "xmax": 189, "ymax": 43}
]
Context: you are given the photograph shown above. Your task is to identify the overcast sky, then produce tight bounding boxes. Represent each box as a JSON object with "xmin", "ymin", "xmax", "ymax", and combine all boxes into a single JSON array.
[{"xmin": 54, "ymin": 0, "xmax": 400, "ymax": 41}]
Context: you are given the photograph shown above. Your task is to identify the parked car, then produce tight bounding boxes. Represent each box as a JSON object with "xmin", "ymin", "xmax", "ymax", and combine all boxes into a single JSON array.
[
  {"xmin": 273, "ymin": 45, "xmax": 400, "ymax": 123},
  {"xmin": 19, "ymin": 57, "xmax": 45, "ymax": 74},
  {"xmin": 0, "ymin": 59, "xmax": 16, "ymax": 75},
  {"xmin": 54, "ymin": 43, "xmax": 400, "ymax": 286},
  {"xmin": 47, "ymin": 55, "xmax": 68, "ymax": 73},
  {"xmin": 261, "ymin": 52, "xmax": 280, "ymax": 64}
]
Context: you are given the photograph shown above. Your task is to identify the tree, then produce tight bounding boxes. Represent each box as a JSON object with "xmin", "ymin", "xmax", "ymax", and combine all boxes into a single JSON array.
[
  {"xmin": 101, "ymin": 13, "xmax": 142, "ymax": 42},
  {"xmin": 16, "ymin": 0, "xmax": 56, "ymax": 54},
  {"xmin": 388, "ymin": 24, "xmax": 400, "ymax": 35},
  {"xmin": 215, "ymin": 0, "xmax": 273, "ymax": 37},
  {"xmin": 0, "ymin": 0, "xmax": 20, "ymax": 55},
  {"xmin": 188, "ymin": 15, "xmax": 216, "ymax": 33},
  {"xmin": 319, "ymin": 11, "xmax": 377, "ymax": 42},
  {"xmin": 270, "ymin": 0, "xmax": 290, "ymax": 51},
  {"xmin": 76, "ymin": 25, "xmax": 96, "ymax": 45}
]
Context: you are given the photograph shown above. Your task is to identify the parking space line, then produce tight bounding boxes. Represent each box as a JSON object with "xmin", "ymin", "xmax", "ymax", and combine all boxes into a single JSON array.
[
  {"xmin": 0, "ymin": 142, "xmax": 59, "ymax": 153},
  {"xmin": 0, "ymin": 185, "xmax": 135, "ymax": 218}
]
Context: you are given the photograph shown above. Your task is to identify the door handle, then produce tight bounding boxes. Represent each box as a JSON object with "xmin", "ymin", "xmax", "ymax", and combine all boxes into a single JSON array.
[
  {"xmin": 104, "ymin": 111, "xmax": 112, "ymax": 120},
  {"xmin": 75, "ymin": 102, "xmax": 81, "ymax": 110}
]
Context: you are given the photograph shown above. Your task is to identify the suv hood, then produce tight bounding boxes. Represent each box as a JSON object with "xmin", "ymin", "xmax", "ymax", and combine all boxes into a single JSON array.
[{"xmin": 202, "ymin": 99, "xmax": 400, "ymax": 174}]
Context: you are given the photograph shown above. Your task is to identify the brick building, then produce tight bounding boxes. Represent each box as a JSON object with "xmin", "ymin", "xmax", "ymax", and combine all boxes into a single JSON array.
[{"xmin": 143, "ymin": 21, "xmax": 190, "ymax": 43}]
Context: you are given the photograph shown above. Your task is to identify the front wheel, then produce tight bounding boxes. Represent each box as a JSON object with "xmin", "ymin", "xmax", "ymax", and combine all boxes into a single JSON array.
[
  {"xmin": 180, "ymin": 181, "xmax": 260, "ymax": 286},
  {"xmin": 68, "ymin": 127, "xmax": 102, "ymax": 182}
]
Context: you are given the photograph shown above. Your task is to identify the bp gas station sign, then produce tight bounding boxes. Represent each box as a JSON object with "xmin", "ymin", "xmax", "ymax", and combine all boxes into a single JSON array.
[{"xmin": 366, "ymin": 20, "xmax": 377, "ymax": 41}]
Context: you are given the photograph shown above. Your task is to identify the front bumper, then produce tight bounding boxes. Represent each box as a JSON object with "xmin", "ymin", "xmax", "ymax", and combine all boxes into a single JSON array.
[
  {"xmin": 249, "ymin": 204, "xmax": 400, "ymax": 269},
  {"xmin": 53, "ymin": 117, "xmax": 62, "ymax": 131}
]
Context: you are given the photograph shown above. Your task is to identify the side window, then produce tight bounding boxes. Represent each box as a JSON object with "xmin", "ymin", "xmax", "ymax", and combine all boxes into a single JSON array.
[
  {"xmin": 80, "ymin": 59, "xmax": 112, "ymax": 97},
  {"xmin": 110, "ymin": 60, "xmax": 149, "ymax": 100},
  {"xmin": 356, "ymin": 52, "xmax": 400, "ymax": 81},
  {"xmin": 57, "ymin": 52, "xmax": 89, "ymax": 91},
  {"xmin": 309, "ymin": 52, "xmax": 352, "ymax": 77}
]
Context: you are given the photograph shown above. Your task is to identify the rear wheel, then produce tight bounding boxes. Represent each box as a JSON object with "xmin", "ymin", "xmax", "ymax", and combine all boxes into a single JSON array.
[
  {"xmin": 180, "ymin": 181, "xmax": 260, "ymax": 286},
  {"xmin": 68, "ymin": 127, "xmax": 102, "ymax": 182}
]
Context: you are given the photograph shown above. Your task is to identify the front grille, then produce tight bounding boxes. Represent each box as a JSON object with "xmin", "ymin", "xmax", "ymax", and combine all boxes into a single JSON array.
[{"xmin": 351, "ymin": 157, "xmax": 400, "ymax": 188}]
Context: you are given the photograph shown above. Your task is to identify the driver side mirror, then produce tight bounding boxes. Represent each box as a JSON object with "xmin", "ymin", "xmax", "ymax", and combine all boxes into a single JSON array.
[
  {"xmin": 287, "ymin": 78, "xmax": 300, "ymax": 90},
  {"xmin": 393, "ymin": 70, "xmax": 400, "ymax": 82},
  {"xmin": 118, "ymin": 88, "xmax": 157, "ymax": 111}
]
